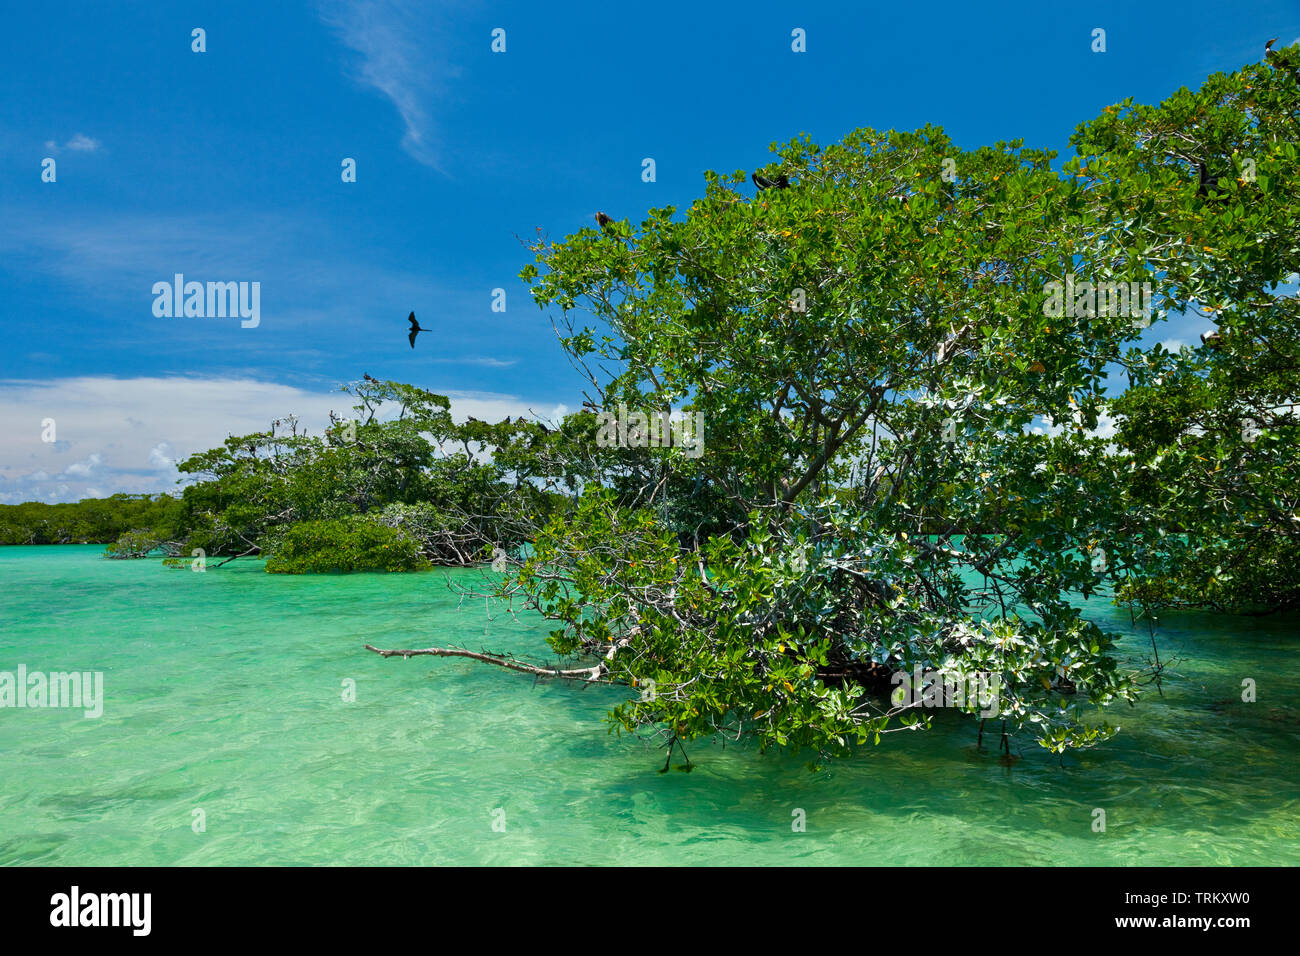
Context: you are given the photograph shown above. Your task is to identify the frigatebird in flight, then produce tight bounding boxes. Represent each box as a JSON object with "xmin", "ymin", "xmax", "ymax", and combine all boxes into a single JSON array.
[{"xmin": 407, "ymin": 311, "xmax": 432, "ymax": 349}]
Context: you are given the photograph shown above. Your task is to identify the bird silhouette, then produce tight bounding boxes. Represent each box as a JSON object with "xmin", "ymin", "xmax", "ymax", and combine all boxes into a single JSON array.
[
  {"xmin": 752, "ymin": 172, "xmax": 790, "ymax": 190},
  {"xmin": 363, "ymin": 372, "xmax": 377, "ymax": 382},
  {"xmin": 407, "ymin": 311, "xmax": 432, "ymax": 349},
  {"xmin": 594, "ymin": 211, "xmax": 615, "ymax": 232}
]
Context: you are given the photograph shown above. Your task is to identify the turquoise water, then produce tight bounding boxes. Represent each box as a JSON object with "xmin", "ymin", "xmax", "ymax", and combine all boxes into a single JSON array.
[{"xmin": 1, "ymin": 544, "xmax": 1297, "ymax": 865}]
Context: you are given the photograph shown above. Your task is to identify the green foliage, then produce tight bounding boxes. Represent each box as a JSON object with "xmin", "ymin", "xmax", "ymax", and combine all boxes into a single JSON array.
[
  {"xmin": 264, "ymin": 518, "xmax": 428, "ymax": 573},
  {"xmin": 0, "ymin": 494, "xmax": 181, "ymax": 546},
  {"xmin": 504, "ymin": 53, "xmax": 1300, "ymax": 760},
  {"xmin": 512, "ymin": 119, "xmax": 1153, "ymax": 758},
  {"xmin": 1079, "ymin": 49, "xmax": 1300, "ymax": 613},
  {"xmin": 104, "ymin": 529, "xmax": 179, "ymax": 559},
  {"xmin": 167, "ymin": 377, "xmax": 533, "ymax": 568}
]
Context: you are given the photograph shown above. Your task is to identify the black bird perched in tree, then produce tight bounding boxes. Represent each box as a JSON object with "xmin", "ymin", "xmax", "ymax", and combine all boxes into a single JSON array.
[
  {"xmin": 1196, "ymin": 161, "xmax": 1224, "ymax": 199},
  {"xmin": 752, "ymin": 172, "xmax": 790, "ymax": 190},
  {"xmin": 407, "ymin": 311, "xmax": 432, "ymax": 349},
  {"xmin": 363, "ymin": 372, "xmax": 377, "ymax": 382},
  {"xmin": 1201, "ymin": 329, "xmax": 1224, "ymax": 349},
  {"xmin": 595, "ymin": 211, "xmax": 615, "ymax": 232},
  {"xmin": 1264, "ymin": 37, "xmax": 1299, "ymax": 84}
]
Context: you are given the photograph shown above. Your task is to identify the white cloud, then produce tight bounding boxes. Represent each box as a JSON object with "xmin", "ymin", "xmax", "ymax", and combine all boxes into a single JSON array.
[
  {"xmin": 0, "ymin": 376, "xmax": 559, "ymax": 504},
  {"xmin": 319, "ymin": 1, "xmax": 462, "ymax": 169},
  {"xmin": 147, "ymin": 442, "xmax": 175, "ymax": 469},
  {"xmin": 43, "ymin": 133, "xmax": 101, "ymax": 154},
  {"xmin": 65, "ymin": 133, "xmax": 101, "ymax": 152},
  {"xmin": 64, "ymin": 453, "xmax": 102, "ymax": 477}
]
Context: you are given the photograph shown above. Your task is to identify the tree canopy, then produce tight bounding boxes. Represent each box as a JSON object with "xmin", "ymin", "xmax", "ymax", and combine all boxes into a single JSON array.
[{"xmin": 453, "ymin": 48, "xmax": 1298, "ymax": 763}]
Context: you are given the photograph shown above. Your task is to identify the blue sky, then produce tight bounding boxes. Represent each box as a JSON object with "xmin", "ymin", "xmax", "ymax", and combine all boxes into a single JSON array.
[{"xmin": 2, "ymin": 0, "xmax": 1298, "ymax": 502}]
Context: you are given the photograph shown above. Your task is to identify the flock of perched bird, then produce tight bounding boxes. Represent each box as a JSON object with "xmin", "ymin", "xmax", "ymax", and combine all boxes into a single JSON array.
[
  {"xmin": 400, "ymin": 38, "xmax": 1290, "ymax": 352},
  {"xmin": 592, "ymin": 171, "xmax": 791, "ymax": 241}
]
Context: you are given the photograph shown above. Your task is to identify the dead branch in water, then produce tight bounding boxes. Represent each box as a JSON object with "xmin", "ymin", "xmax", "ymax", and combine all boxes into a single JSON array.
[{"xmin": 363, "ymin": 639, "xmax": 627, "ymax": 684}]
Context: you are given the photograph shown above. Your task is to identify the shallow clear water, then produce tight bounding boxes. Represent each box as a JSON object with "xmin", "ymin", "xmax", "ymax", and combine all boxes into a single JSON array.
[{"xmin": 1, "ymin": 544, "xmax": 1296, "ymax": 865}]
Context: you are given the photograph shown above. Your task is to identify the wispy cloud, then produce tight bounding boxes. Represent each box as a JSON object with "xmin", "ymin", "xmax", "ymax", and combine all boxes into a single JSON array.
[
  {"xmin": 0, "ymin": 208, "xmax": 455, "ymax": 338},
  {"xmin": 427, "ymin": 357, "xmax": 517, "ymax": 368},
  {"xmin": 44, "ymin": 133, "xmax": 101, "ymax": 154},
  {"xmin": 318, "ymin": 0, "xmax": 462, "ymax": 170}
]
